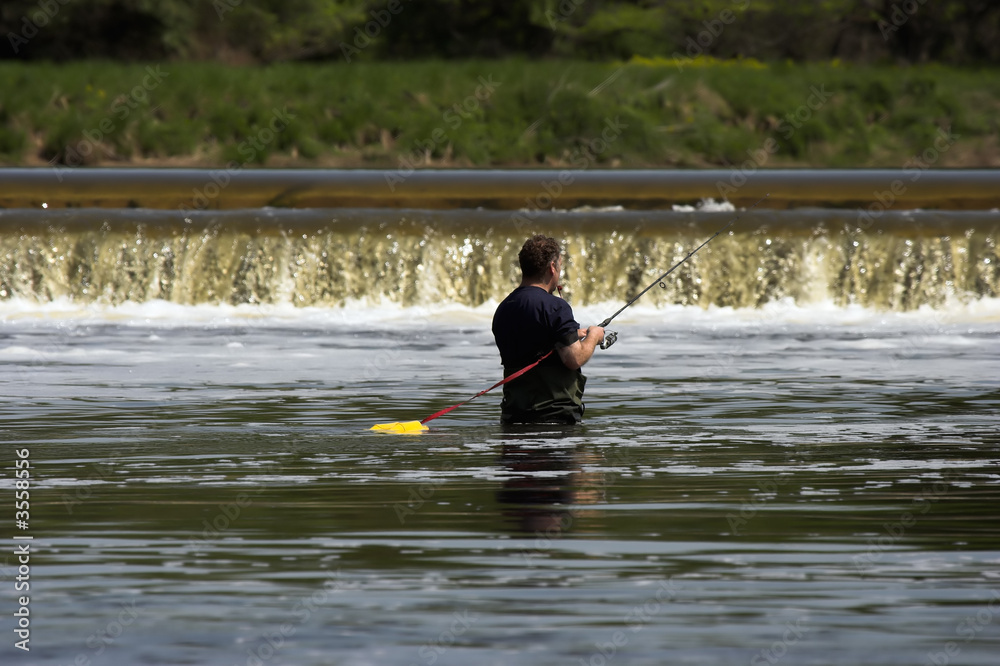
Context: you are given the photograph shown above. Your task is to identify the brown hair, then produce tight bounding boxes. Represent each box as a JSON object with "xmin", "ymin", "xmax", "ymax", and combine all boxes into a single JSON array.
[{"xmin": 518, "ymin": 235, "xmax": 561, "ymax": 281}]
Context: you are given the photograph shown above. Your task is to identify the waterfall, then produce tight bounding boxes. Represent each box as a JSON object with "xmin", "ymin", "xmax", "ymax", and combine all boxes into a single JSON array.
[{"xmin": 1, "ymin": 207, "xmax": 997, "ymax": 310}]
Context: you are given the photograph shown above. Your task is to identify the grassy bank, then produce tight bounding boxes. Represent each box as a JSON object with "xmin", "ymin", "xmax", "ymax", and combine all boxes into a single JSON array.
[{"xmin": 1, "ymin": 58, "xmax": 998, "ymax": 170}]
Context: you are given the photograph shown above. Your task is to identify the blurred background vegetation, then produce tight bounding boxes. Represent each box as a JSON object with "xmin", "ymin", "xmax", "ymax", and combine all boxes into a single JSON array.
[
  {"xmin": 1, "ymin": 0, "xmax": 997, "ymax": 168},
  {"xmin": 3, "ymin": 0, "xmax": 999, "ymax": 64}
]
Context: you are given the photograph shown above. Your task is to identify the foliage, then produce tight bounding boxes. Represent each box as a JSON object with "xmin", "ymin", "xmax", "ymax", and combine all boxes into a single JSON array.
[
  {"xmin": 1, "ymin": 0, "xmax": 999, "ymax": 64},
  {"xmin": 0, "ymin": 58, "xmax": 997, "ymax": 169}
]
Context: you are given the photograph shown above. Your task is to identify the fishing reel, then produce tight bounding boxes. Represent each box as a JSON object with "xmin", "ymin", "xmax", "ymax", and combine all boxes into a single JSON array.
[{"xmin": 600, "ymin": 331, "xmax": 618, "ymax": 350}]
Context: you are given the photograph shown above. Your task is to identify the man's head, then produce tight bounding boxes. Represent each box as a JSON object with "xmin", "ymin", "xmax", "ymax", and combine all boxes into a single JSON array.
[{"xmin": 518, "ymin": 235, "xmax": 562, "ymax": 287}]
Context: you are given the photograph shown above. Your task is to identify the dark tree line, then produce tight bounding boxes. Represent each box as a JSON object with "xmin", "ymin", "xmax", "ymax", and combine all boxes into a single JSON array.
[{"xmin": 2, "ymin": 0, "xmax": 999, "ymax": 64}]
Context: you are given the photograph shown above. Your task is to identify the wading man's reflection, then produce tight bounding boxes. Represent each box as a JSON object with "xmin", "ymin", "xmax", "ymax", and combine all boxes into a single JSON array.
[{"xmin": 494, "ymin": 426, "xmax": 606, "ymax": 538}]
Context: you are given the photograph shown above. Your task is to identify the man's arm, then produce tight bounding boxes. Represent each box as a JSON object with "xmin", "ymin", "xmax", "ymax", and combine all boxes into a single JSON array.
[{"xmin": 557, "ymin": 326, "xmax": 605, "ymax": 370}]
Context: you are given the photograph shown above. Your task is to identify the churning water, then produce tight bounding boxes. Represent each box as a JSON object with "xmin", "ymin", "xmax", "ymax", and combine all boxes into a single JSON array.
[
  {"xmin": 1, "ymin": 203, "xmax": 998, "ymax": 665},
  {"xmin": 1, "ymin": 206, "xmax": 998, "ymax": 310}
]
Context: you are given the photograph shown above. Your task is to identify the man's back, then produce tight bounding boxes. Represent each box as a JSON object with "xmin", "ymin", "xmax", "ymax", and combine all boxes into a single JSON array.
[{"xmin": 492, "ymin": 286, "xmax": 586, "ymax": 424}]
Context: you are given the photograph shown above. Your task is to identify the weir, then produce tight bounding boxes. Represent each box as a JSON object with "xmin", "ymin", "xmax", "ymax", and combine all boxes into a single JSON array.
[
  {"xmin": 2, "ymin": 168, "xmax": 1000, "ymax": 210},
  {"xmin": 1, "ymin": 207, "xmax": 997, "ymax": 311}
]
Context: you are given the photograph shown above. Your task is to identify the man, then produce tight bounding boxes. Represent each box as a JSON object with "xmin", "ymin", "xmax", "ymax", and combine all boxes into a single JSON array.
[{"xmin": 492, "ymin": 235, "xmax": 605, "ymax": 424}]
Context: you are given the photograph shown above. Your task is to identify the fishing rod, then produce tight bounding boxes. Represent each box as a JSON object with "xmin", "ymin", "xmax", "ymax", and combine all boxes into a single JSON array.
[
  {"xmin": 370, "ymin": 194, "xmax": 768, "ymax": 433},
  {"xmin": 597, "ymin": 193, "xmax": 769, "ymax": 350}
]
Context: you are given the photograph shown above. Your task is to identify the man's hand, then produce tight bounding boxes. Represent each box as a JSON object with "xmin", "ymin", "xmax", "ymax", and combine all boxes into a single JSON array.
[
  {"xmin": 577, "ymin": 327, "xmax": 605, "ymax": 343},
  {"xmin": 558, "ymin": 326, "xmax": 606, "ymax": 370}
]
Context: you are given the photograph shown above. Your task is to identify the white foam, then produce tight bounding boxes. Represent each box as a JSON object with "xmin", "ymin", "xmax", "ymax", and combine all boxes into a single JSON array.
[
  {"xmin": 0, "ymin": 345, "xmax": 46, "ymax": 360},
  {"xmin": 671, "ymin": 198, "xmax": 737, "ymax": 212},
  {"xmin": 1, "ymin": 295, "xmax": 999, "ymax": 330},
  {"xmin": 571, "ymin": 297, "xmax": 1000, "ymax": 329},
  {"xmin": 0, "ymin": 344, "xmax": 128, "ymax": 360}
]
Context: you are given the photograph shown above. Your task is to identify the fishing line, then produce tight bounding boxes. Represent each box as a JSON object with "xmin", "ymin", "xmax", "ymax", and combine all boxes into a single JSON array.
[{"xmin": 597, "ymin": 193, "xmax": 769, "ymax": 348}]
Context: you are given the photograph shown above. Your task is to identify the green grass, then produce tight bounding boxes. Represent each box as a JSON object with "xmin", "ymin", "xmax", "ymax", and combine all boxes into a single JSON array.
[{"xmin": 1, "ymin": 58, "xmax": 997, "ymax": 168}]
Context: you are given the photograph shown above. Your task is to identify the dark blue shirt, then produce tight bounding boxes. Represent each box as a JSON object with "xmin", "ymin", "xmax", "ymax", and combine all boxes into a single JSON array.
[
  {"xmin": 492, "ymin": 286, "xmax": 587, "ymax": 424},
  {"xmin": 492, "ymin": 286, "xmax": 580, "ymax": 372}
]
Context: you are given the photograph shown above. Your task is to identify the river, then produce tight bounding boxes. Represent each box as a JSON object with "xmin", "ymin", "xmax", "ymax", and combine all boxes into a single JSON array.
[{"xmin": 1, "ymin": 194, "xmax": 999, "ymax": 665}]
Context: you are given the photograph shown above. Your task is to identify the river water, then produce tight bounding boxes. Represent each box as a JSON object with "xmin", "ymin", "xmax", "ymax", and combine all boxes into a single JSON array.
[{"xmin": 1, "ymin": 203, "xmax": 999, "ymax": 665}]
